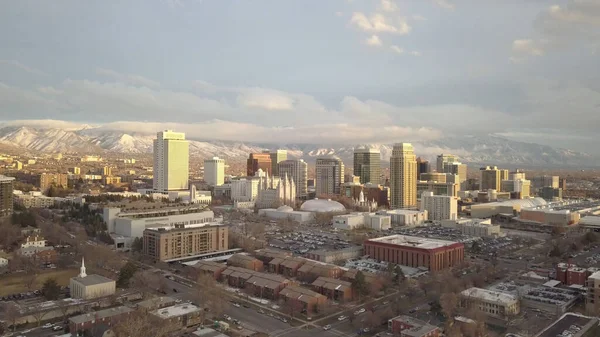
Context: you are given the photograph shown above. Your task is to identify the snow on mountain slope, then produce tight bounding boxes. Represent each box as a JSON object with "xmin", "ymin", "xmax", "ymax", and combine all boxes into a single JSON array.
[{"xmin": 0, "ymin": 125, "xmax": 596, "ymax": 167}]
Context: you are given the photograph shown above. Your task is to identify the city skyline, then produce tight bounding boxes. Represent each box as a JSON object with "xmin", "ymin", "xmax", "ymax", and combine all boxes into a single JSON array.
[{"xmin": 0, "ymin": 1, "xmax": 599, "ymax": 153}]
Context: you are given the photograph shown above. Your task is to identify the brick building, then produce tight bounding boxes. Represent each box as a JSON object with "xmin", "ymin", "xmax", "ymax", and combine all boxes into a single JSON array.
[
  {"xmin": 189, "ymin": 260, "xmax": 227, "ymax": 280},
  {"xmin": 364, "ymin": 235, "xmax": 464, "ymax": 272},
  {"xmin": 220, "ymin": 266, "xmax": 292, "ymax": 299},
  {"xmin": 279, "ymin": 286, "xmax": 327, "ymax": 314},
  {"xmin": 227, "ymin": 254, "xmax": 264, "ymax": 272},
  {"xmin": 556, "ymin": 262, "xmax": 598, "ymax": 286},
  {"xmin": 69, "ymin": 306, "xmax": 133, "ymax": 335},
  {"xmin": 311, "ymin": 277, "xmax": 353, "ymax": 302},
  {"xmin": 388, "ymin": 315, "xmax": 440, "ymax": 337}
]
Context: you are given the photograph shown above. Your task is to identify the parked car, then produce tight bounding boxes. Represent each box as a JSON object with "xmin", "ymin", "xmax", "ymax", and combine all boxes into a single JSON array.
[
  {"xmin": 53, "ymin": 325, "xmax": 63, "ymax": 331},
  {"xmin": 42, "ymin": 323, "xmax": 54, "ymax": 328},
  {"xmin": 323, "ymin": 325, "xmax": 332, "ymax": 330},
  {"xmin": 354, "ymin": 308, "xmax": 365, "ymax": 315},
  {"xmin": 338, "ymin": 315, "xmax": 347, "ymax": 321}
]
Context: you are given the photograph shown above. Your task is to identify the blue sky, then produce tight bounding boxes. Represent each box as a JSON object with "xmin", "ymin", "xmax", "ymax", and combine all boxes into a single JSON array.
[{"xmin": 0, "ymin": 0, "xmax": 599, "ymax": 152}]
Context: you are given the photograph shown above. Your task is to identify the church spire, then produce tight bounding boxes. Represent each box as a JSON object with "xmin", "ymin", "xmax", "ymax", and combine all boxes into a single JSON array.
[{"xmin": 79, "ymin": 257, "xmax": 87, "ymax": 278}]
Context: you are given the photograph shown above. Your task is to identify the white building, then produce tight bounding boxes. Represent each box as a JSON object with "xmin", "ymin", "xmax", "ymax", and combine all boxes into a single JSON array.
[
  {"xmin": 153, "ymin": 130, "xmax": 189, "ymax": 192},
  {"xmin": 168, "ymin": 186, "xmax": 212, "ymax": 205},
  {"xmin": 232, "ymin": 170, "xmax": 296, "ymax": 208},
  {"xmin": 103, "ymin": 205, "xmax": 214, "ymax": 248},
  {"xmin": 460, "ymin": 287, "xmax": 520, "ymax": 320},
  {"xmin": 231, "ymin": 178, "xmax": 261, "ymax": 202},
  {"xmin": 378, "ymin": 209, "xmax": 428, "ymax": 226},
  {"xmin": 332, "ymin": 213, "xmax": 392, "ymax": 231},
  {"xmin": 204, "ymin": 157, "xmax": 225, "ymax": 186},
  {"xmin": 70, "ymin": 258, "xmax": 116, "ymax": 300},
  {"xmin": 258, "ymin": 205, "xmax": 315, "ymax": 224},
  {"xmin": 13, "ymin": 192, "xmax": 55, "ymax": 208},
  {"xmin": 442, "ymin": 218, "xmax": 503, "ymax": 237},
  {"xmin": 0, "ymin": 257, "xmax": 8, "ymax": 267},
  {"xmin": 420, "ymin": 191, "xmax": 457, "ymax": 221},
  {"xmin": 21, "ymin": 235, "xmax": 46, "ymax": 248},
  {"xmin": 277, "ymin": 159, "xmax": 308, "ymax": 198}
]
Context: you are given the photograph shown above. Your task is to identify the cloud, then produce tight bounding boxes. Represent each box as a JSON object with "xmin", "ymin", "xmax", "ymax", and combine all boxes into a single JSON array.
[
  {"xmin": 433, "ymin": 0, "xmax": 454, "ymax": 10},
  {"xmin": 96, "ymin": 68, "xmax": 161, "ymax": 88},
  {"xmin": 365, "ymin": 35, "xmax": 383, "ymax": 47},
  {"xmin": 350, "ymin": 12, "xmax": 410, "ymax": 35},
  {"xmin": 510, "ymin": 39, "xmax": 546, "ymax": 62},
  {"xmin": 0, "ymin": 59, "xmax": 47, "ymax": 76},
  {"xmin": 390, "ymin": 45, "xmax": 404, "ymax": 54},
  {"xmin": 379, "ymin": 0, "xmax": 398, "ymax": 13},
  {"xmin": 236, "ymin": 88, "xmax": 295, "ymax": 110},
  {"xmin": 335, "ymin": 11, "xmax": 343, "ymax": 17},
  {"xmin": 410, "ymin": 51, "xmax": 422, "ymax": 56},
  {"xmin": 412, "ymin": 15, "xmax": 427, "ymax": 21}
]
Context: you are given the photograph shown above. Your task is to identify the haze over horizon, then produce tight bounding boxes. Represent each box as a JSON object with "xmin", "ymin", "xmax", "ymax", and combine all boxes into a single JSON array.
[{"xmin": 1, "ymin": 1, "xmax": 599, "ymax": 153}]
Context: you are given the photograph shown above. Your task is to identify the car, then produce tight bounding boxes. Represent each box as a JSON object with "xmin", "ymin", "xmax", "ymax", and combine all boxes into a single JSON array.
[
  {"xmin": 354, "ymin": 308, "xmax": 366, "ymax": 315},
  {"xmin": 281, "ymin": 318, "xmax": 288, "ymax": 323},
  {"xmin": 338, "ymin": 315, "xmax": 347, "ymax": 321},
  {"xmin": 172, "ymin": 288, "xmax": 178, "ymax": 293},
  {"xmin": 382, "ymin": 301, "xmax": 389, "ymax": 305},
  {"xmin": 258, "ymin": 309, "xmax": 265, "ymax": 314},
  {"xmin": 233, "ymin": 319, "xmax": 240, "ymax": 324},
  {"xmin": 236, "ymin": 326, "xmax": 243, "ymax": 330},
  {"xmin": 43, "ymin": 323, "xmax": 54, "ymax": 328},
  {"xmin": 232, "ymin": 303, "xmax": 241, "ymax": 308},
  {"xmin": 53, "ymin": 325, "xmax": 63, "ymax": 331},
  {"xmin": 362, "ymin": 328, "xmax": 370, "ymax": 333},
  {"xmin": 323, "ymin": 325, "xmax": 332, "ymax": 330},
  {"xmin": 408, "ymin": 309, "xmax": 416, "ymax": 313}
]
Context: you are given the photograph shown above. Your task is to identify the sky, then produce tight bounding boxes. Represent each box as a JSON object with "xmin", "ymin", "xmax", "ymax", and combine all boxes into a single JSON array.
[{"xmin": 0, "ymin": 0, "xmax": 599, "ymax": 152}]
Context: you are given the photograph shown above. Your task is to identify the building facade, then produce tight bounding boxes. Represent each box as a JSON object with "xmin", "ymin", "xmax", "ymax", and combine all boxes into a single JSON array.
[
  {"xmin": 153, "ymin": 130, "xmax": 189, "ymax": 192},
  {"xmin": 390, "ymin": 143, "xmax": 417, "ymax": 209},
  {"xmin": 315, "ymin": 156, "xmax": 345, "ymax": 197},
  {"xmin": 142, "ymin": 223, "xmax": 228, "ymax": 262},
  {"xmin": 586, "ymin": 271, "xmax": 600, "ymax": 315},
  {"xmin": 480, "ymin": 166, "xmax": 502, "ymax": 191},
  {"xmin": 416, "ymin": 157, "xmax": 430, "ymax": 181},
  {"xmin": 278, "ymin": 159, "xmax": 308, "ymax": 198},
  {"xmin": 70, "ymin": 258, "xmax": 116, "ymax": 300},
  {"xmin": 39, "ymin": 173, "xmax": 68, "ymax": 191},
  {"xmin": 364, "ymin": 235, "xmax": 464, "ymax": 271},
  {"xmin": 460, "ymin": 287, "xmax": 520, "ymax": 320},
  {"xmin": 247, "ymin": 153, "xmax": 272, "ymax": 176},
  {"xmin": 417, "ymin": 181, "xmax": 459, "ymax": 200},
  {"xmin": 269, "ymin": 150, "xmax": 287, "ymax": 176},
  {"xmin": 0, "ymin": 175, "xmax": 15, "ymax": 217},
  {"xmin": 204, "ymin": 157, "xmax": 225, "ymax": 186},
  {"xmin": 353, "ymin": 147, "xmax": 381, "ymax": 184},
  {"xmin": 420, "ymin": 191, "xmax": 458, "ymax": 221}
]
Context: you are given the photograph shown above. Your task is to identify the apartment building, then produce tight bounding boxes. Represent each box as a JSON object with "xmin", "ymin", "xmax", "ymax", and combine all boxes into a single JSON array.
[
  {"xmin": 0, "ymin": 175, "xmax": 15, "ymax": 217},
  {"xmin": 39, "ymin": 173, "xmax": 68, "ymax": 191},
  {"xmin": 420, "ymin": 191, "xmax": 458, "ymax": 221}
]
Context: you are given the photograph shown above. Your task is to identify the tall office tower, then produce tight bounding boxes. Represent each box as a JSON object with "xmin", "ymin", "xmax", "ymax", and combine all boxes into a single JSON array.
[
  {"xmin": 532, "ymin": 175, "xmax": 560, "ymax": 189},
  {"xmin": 247, "ymin": 153, "xmax": 272, "ymax": 176},
  {"xmin": 390, "ymin": 143, "xmax": 417, "ymax": 209},
  {"xmin": 436, "ymin": 154, "xmax": 458, "ymax": 172},
  {"xmin": 560, "ymin": 178, "xmax": 567, "ymax": 191},
  {"xmin": 315, "ymin": 156, "xmax": 345, "ymax": 196},
  {"xmin": 0, "ymin": 175, "xmax": 15, "ymax": 217},
  {"xmin": 500, "ymin": 169, "xmax": 509, "ymax": 182},
  {"xmin": 416, "ymin": 157, "xmax": 430, "ymax": 180},
  {"xmin": 153, "ymin": 130, "xmax": 189, "ymax": 192},
  {"xmin": 353, "ymin": 147, "xmax": 381, "ymax": 184},
  {"xmin": 278, "ymin": 159, "xmax": 308, "ymax": 198},
  {"xmin": 509, "ymin": 170, "xmax": 526, "ymax": 180},
  {"xmin": 102, "ymin": 166, "xmax": 112, "ymax": 176},
  {"xmin": 267, "ymin": 150, "xmax": 287, "ymax": 176},
  {"xmin": 480, "ymin": 166, "xmax": 501, "ymax": 191},
  {"xmin": 204, "ymin": 157, "xmax": 225, "ymax": 186}
]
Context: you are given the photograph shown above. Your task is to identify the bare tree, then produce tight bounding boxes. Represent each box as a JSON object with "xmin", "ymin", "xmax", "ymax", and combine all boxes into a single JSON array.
[
  {"xmin": 112, "ymin": 311, "xmax": 177, "ymax": 337},
  {"xmin": 31, "ymin": 308, "xmax": 49, "ymax": 327},
  {"xmin": 192, "ymin": 274, "xmax": 227, "ymax": 320},
  {"xmin": 23, "ymin": 260, "xmax": 40, "ymax": 291},
  {"xmin": 2, "ymin": 302, "xmax": 22, "ymax": 332},
  {"xmin": 440, "ymin": 292, "xmax": 459, "ymax": 319}
]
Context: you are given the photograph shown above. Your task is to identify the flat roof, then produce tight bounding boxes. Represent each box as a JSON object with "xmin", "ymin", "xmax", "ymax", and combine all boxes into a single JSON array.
[
  {"xmin": 71, "ymin": 274, "xmax": 115, "ymax": 286},
  {"xmin": 367, "ymin": 234, "xmax": 458, "ymax": 249},
  {"xmin": 461, "ymin": 287, "xmax": 518, "ymax": 304},
  {"xmin": 70, "ymin": 306, "xmax": 133, "ymax": 324},
  {"xmin": 588, "ymin": 270, "xmax": 600, "ymax": 281},
  {"xmin": 152, "ymin": 303, "xmax": 202, "ymax": 319},
  {"xmin": 536, "ymin": 313, "xmax": 598, "ymax": 337},
  {"xmin": 146, "ymin": 221, "xmax": 225, "ymax": 231}
]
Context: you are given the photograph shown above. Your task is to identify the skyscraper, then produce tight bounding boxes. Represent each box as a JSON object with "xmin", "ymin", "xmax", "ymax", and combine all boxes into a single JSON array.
[
  {"xmin": 153, "ymin": 130, "xmax": 189, "ymax": 192},
  {"xmin": 416, "ymin": 157, "xmax": 430, "ymax": 180},
  {"xmin": 268, "ymin": 150, "xmax": 288, "ymax": 176},
  {"xmin": 436, "ymin": 154, "xmax": 468, "ymax": 190},
  {"xmin": 315, "ymin": 156, "xmax": 345, "ymax": 196},
  {"xmin": 278, "ymin": 159, "xmax": 308, "ymax": 198},
  {"xmin": 204, "ymin": 157, "xmax": 225, "ymax": 186},
  {"xmin": 390, "ymin": 143, "xmax": 417, "ymax": 209},
  {"xmin": 0, "ymin": 175, "xmax": 15, "ymax": 217},
  {"xmin": 480, "ymin": 166, "xmax": 501, "ymax": 191},
  {"xmin": 247, "ymin": 153, "xmax": 272, "ymax": 176},
  {"xmin": 436, "ymin": 154, "xmax": 458, "ymax": 172},
  {"xmin": 353, "ymin": 147, "xmax": 381, "ymax": 184}
]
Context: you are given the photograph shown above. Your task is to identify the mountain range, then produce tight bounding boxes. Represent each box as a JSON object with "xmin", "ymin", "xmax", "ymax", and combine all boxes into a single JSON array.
[{"xmin": 0, "ymin": 124, "xmax": 597, "ymax": 168}]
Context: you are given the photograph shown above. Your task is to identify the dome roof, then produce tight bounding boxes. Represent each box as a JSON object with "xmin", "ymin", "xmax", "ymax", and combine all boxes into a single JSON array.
[
  {"xmin": 276, "ymin": 205, "xmax": 293, "ymax": 212},
  {"xmin": 300, "ymin": 198, "xmax": 346, "ymax": 213}
]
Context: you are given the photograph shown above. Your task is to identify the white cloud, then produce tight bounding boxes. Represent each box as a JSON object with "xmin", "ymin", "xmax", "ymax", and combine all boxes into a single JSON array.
[
  {"xmin": 350, "ymin": 12, "xmax": 410, "ymax": 35},
  {"xmin": 236, "ymin": 88, "xmax": 295, "ymax": 111},
  {"xmin": 390, "ymin": 45, "xmax": 404, "ymax": 54},
  {"xmin": 512, "ymin": 39, "xmax": 545, "ymax": 56},
  {"xmin": 96, "ymin": 68, "xmax": 160, "ymax": 88},
  {"xmin": 365, "ymin": 35, "xmax": 383, "ymax": 47},
  {"xmin": 412, "ymin": 15, "xmax": 427, "ymax": 21},
  {"xmin": 0, "ymin": 59, "xmax": 47, "ymax": 76},
  {"xmin": 433, "ymin": 0, "xmax": 454, "ymax": 10},
  {"xmin": 379, "ymin": 0, "xmax": 398, "ymax": 13},
  {"xmin": 410, "ymin": 51, "xmax": 422, "ymax": 56}
]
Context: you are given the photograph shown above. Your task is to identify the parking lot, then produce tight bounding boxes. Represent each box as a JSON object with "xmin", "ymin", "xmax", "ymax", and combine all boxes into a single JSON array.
[{"xmin": 266, "ymin": 230, "xmax": 356, "ymax": 255}]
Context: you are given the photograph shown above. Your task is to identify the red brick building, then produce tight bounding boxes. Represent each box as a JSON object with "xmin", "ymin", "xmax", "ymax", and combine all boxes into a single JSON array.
[
  {"xmin": 364, "ymin": 235, "xmax": 464, "ymax": 272},
  {"xmin": 388, "ymin": 315, "xmax": 440, "ymax": 337},
  {"xmin": 69, "ymin": 306, "xmax": 133, "ymax": 335},
  {"xmin": 555, "ymin": 262, "xmax": 597, "ymax": 286},
  {"xmin": 227, "ymin": 254, "xmax": 264, "ymax": 272}
]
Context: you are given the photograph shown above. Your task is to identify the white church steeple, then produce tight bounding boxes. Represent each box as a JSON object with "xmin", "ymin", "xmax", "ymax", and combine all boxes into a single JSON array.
[{"xmin": 79, "ymin": 257, "xmax": 87, "ymax": 278}]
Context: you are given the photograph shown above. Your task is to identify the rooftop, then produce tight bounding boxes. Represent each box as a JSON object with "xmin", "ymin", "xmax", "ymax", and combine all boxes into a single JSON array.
[
  {"xmin": 69, "ymin": 306, "xmax": 133, "ymax": 324},
  {"xmin": 536, "ymin": 313, "xmax": 599, "ymax": 337},
  {"xmin": 312, "ymin": 276, "xmax": 352, "ymax": 291},
  {"xmin": 280, "ymin": 286, "xmax": 326, "ymax": 303},
  {"xmin": 461, "ymin": 287, "xmax": 518, "ymax": 304},
  {"xmin": 389, "ymin": 315, "xmax": 439, "ymax": 337},
  {"xmin": 145, "ymin": 221, "xmax": 225, "ymax": 231},
  {"xmin": 72, "ymin": 274, "xmax": 115, "ymax": 286},
  {"xmin": 192, "ymin": 260, "xmax": 228, "ymax": 272},
  {"xmin": 588, "ymin": 270, "xmax": 600, "ymax": 281},
  {"xmin": 109, "ymin": 205, "xmax": 212, "ymax": 218},
  {"xmin": 152, "ymin": 303, "xmax": 202, "ymax": 319},
  {"xmin": 367, "ymin": 234, "xmax": 458, "ymax": 249}
]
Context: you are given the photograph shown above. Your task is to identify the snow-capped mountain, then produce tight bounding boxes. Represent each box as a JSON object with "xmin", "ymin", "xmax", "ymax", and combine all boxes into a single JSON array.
[{"xmin": 0, "ymin": 125, "xmax": 596, "ymax": 167}]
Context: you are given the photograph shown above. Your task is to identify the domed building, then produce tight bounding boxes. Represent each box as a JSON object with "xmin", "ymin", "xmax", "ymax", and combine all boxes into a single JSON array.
[
  {"xmin": 258, "ymin": 204, "xmax": 315, "ymax": 224},
  {"xmin": 300, "ymin": 198, "xmax": 346, "ymax": 213}
]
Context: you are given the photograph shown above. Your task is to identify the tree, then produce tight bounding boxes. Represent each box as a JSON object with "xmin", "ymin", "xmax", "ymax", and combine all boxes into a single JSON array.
[
  {"xmin": 282, "ymin": 298, "xmax": 303, "ymax": 319},
  {"xmin": 471, "ymin": 241, "xmax": 481, "ymax": 253},
  {"xmin": 117, "ymin": 261, "xmax": 138, "ymax": 288},
  {"xmin": 351, "ymin": 271, "xmax": 369, "ymax": 300},
  {"xmin": 131, "ymin": 237, "xmax": 143, "ymax": 253},
  {"xmin": 439, "ymin": 292, "xmax": 459, "ymax": 318},
  {"xmin": 549, "ymin": 244, "xmax": 562, "ymax": 257},
  {"xmin": 23, "ymin": 260, "xmax": 40, "ymax": 291},
  {"xmin": 111, "ymin": 311, "xmax": 176, "ymax": 337},
  {"xmin": 582, "ymin": 232, "xmax": 598, "ymax": 245},
  {"xmin": 2, "ymin": 302, "xmax": 21, "ymax": 332},
  {"xmin": 31, "ymin": 308, "xmax": 49, "ymax": 327},
  {"xmin": 192, "ymin": 274, "xmax": 227, "ymax": 321},
  {"xmin": 41, "ymin": 277, "xmax": 61, "ymax": 300},
  {"xmin": 0, "ymin": 220, "xmax": 21, "ymax": 251}
]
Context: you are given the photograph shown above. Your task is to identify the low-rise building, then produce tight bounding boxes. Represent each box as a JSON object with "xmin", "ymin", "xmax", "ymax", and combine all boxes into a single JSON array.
[
  {"xmin": 188, "ymin": 260, "xmax": 228, "ymax": 280},
  {"xmin": 535, "ymin": 313, "xmax": 599, "ymax": 337},
  {"xmin": 556, "ymin": 262, "xmax": 599, "ymax": 286},
  {"xmin": 70, "ymin": 258, "xmax": 116, "ymax": 300},
  {"xmin": 227, "ymin": 254, "xmax": 264, "ymax": 272},
  {"xmin": 460, "ymin": 287, "xmax": 520, "ymax": 321},
  {"xmin": 519, "ymin": 208, "xmax": 580, "ymax": 227},
  {"xmin": 377, "ymin": 209, "xmax": 427, "ymax": 226},
  {"xmin": 332, "ymin": 212, "xmax": 391, "ymax": 231},
  {"xmin": 21, "ymin": 235, "xmax": 46, "ymax": 248},
  {"xmin": 297, "ymin": 260, "xmax": 343, "ymax": 282},
  {"xmin": 279, "ymin": 286, "xmax": 327, "ymax": 314},
  {"xmin": 14, "ymin": 193, "xmax": 55, "ymax": 208},
  {"xmin": 268, "ymin": 256, "xmax": 307, "ymax": 276},
  {"xmin": 442, "ymin": 218, "xmax": 503, "ymax": 238},
  {"xmin": 150, "ymin": 303, "xmax": 203, "ymax": 329},
  {"xmin": 254, "ymin": 248, "xmax": 291, "ymax": 264},
  {"xmin": 18, "ymin": 246, "xmax": 57, "ymax": 264},
  {"xmin": 311, "ymin": 277, "xmax": 353, "ymax": 302},
  {"xmin": 221, "ymin": 266, "xmax": 292, "ymax": 299},
  {"xmin": 68, "ymin": 306, "xmax": 133, "ymax": 336},
  {"xmin": 388, "ymin": 315, "xmax": 440, "ymax": 337},
  {"xmin": 305, "ymin": 246, "xmax": 364, "ymax": 263},
  {"xmin": 257, "ymin": 206, "xmax": 315, "ymax": 224}
]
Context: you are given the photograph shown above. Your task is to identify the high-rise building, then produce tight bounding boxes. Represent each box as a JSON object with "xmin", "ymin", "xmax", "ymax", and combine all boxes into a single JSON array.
[
  {"xmin": 39, "ymin": 173, "xmax": 68, "ymax": 191},
  {"xmin": 247, "ymin": 153, "xmax": 272, "ymax": 176},
  {"xmin": 0, "ymin": 175, "xmax": 15, "ymax": 217},
  {"xmin": 102, "ymin": 166, "xmax": 112, "ymax": 176},
  {"xmin": 315, "ymin": 156, "xmax": 345, "ymax": 196},
  {"xmin": 480, "ymin": 166, "xmax": 502, "ymax": 191},
  {"xmin": 268, "ymin": 150, "xmax": 287, "ymax": 176},
  {"xmin": 278, "ymin": 159, "xmax": 308, "ymax": 198},
  {"xmin": 532, "ymin": 175, "xmax": 560, "ymax": 190},
  {"xmin": 416, "ymin": 157, "xmax": 430, "ymax": 180},
  {"xmin": 501, "ymin": 179, "xmax": 531, "ymax": 199},
  {"xmin": 153, "ymin": 130, "xmax": 189, "ymax": 192},
  {"xmin": 560, "ymin": 178, "xmax": 567, "ymax": 191},
  {"xmin": 420, "ymin": 191, "xmax": 458, "ymax": 221},
  {"xmin": 143, "ymin": 223, "xmax": 228, "ymax": 262},
  {"xmin": 436, "ymin": 154, "xmax": 467, "ymax": 189},
  {"xmin": 436, "ymin": 154, "xmax": 458, "ymax": 172},
  {"xmin": 500, "ymin": 169, "xmax": 509, "ymax": 182},
  {"xmin": 353, "ymin": 147, "xmax": 381, "ymax": 184},
  {"xmin": 419, "ymin": 172, "xmax": 447, "ymax": 183},
  {"xmin": 390, "ymin": 143, "xmax": 417, "ymax": 209},
  {"xmin": 204, "ymin": 157, "xmax": 225, "ymax": 186}
]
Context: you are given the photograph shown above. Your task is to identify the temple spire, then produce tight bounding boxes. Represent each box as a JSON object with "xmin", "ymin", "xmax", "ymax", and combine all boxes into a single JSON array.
[{"xmin": 79, "ymin": 257, "xmax": 87, "ymax": 278}]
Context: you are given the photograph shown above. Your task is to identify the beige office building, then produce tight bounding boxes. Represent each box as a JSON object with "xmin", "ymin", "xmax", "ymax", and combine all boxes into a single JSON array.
[
  {"xmin": 390, "ymin": 143, "xmax": 417, "ymax": 209},
  {"xmin": 143, "ymin": 223, "xmax": 228, "ymax": 262},
  {"xmin": 460, "ymin": 287, "xmax": 520, "ymax": 321},
  {"xmin": 278, "ymin": 159, "xmax": 308, "ymax": 198},
  {"xmin": 419, "ymin": 172, "xmax": 447, "ymax": 183},
  {"xmin": 586, "ymin": 271, "xmax": 600, "ymax": 315},
  {"xmin": 268, "ymin": 150, "xmax": 288, "ymax": 176},
  {"xmin": 315, "ymin": 156, "xmax": 345, "ymax": 196},
  {"xmin": 480, "ymin": 166, "xmax": 502, "ymax": 191},
  {"xmin": 153, "ymin": 130, "xmax": 189, "ymax": 192}
]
